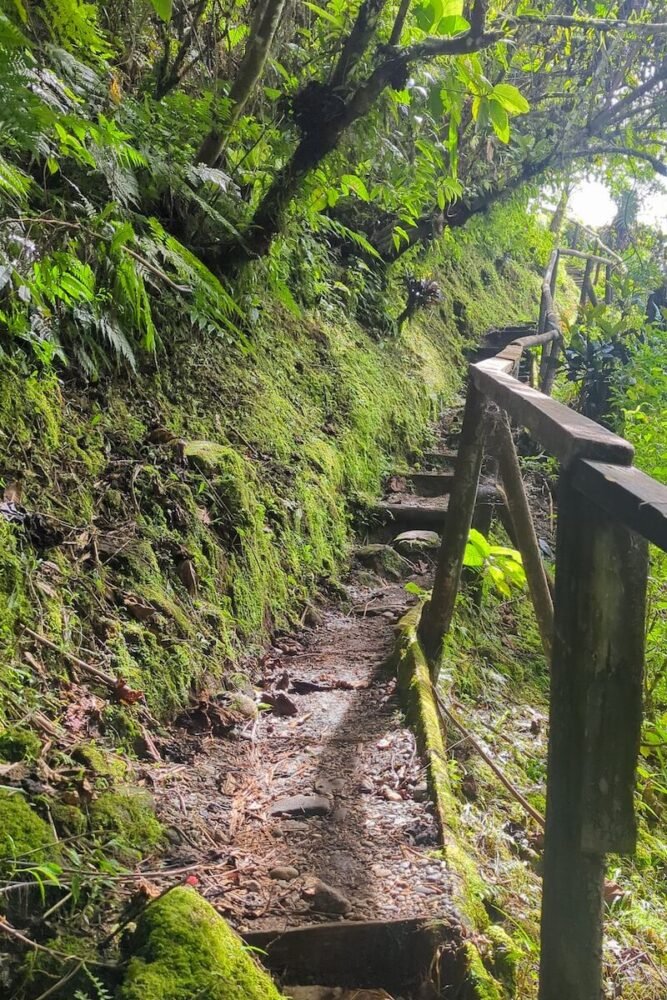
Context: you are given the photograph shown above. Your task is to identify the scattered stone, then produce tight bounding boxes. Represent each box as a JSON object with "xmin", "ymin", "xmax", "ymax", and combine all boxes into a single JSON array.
[
  {"xmin": 392, "ymin": 529, "xmax": 440, "ymax": 555},
  {"xmin": 302, "ymin": 878, "xmax": 351, "ymax": 916},
  {"xmin": 412, "ymin": 782, "xmax": 429, "ymax": 802},
  {"xmin": 380, "ymin": 784, "xmax": 402, "ymax": 802},
  {"xmin": 269, "ymin": 866, "xmax": 299, "ymax": 881},
  {"xmin": 314, "ymin": 776, "xmax": 345, "ymax": 795},
  {"xmin": 269, "ymin": 794, "xmax": 332, "ymax": 817},
  {"xmin": 461, "ymin": 773, "xmax": 478, "ymax": 801}
]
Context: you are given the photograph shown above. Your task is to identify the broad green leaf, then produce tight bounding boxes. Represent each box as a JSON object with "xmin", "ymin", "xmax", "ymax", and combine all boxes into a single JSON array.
[
  {"xmin": 463, "ymin": 543, "xmax": 485, "ymax": 568},
  {"xmin": 341, "ymin": 174, "xmax": 370, "ymax": 201},
  {"xmin": 491, "ymin": 83, "xmax": 530, "ymax": 115},
  {"xmin": 303, "ymin": 2, "xmax": 345, "ymax": 29},
  {"xmin": 415, "ymin": 0, "xmax": 442, "ymax": 32},
  {"xmin": 468, "ymin": 529, "xmax": 491, "ymax": 557},
  {"xmin": 437, "ymin": 15, "xmax": 470, "ymax": 35},
  {"xmin": 489, "ymin": 100, "xmax": 510, "ymax": 142},
  {"xmin": 149, "ymin": 0, "xmax": 173, "ymax": 22}
]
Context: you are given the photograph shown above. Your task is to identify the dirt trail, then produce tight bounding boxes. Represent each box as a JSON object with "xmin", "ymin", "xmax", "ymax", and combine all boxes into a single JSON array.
[{"xmin": 151, "ymin": 574, "xmax": 453, "ymax": 934}]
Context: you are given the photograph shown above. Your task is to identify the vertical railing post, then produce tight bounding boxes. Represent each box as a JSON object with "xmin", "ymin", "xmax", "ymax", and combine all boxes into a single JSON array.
[
  {"xmin": 418, "ymin": 382, "xmax": 487, "ymax": 672},
  {"xmin": 493, "ymin": 415, "xmax": 554, "ymax": 658},
  {"xmin": 538, "ymin": 473, "xmax": 648, "ymax": 1000}
]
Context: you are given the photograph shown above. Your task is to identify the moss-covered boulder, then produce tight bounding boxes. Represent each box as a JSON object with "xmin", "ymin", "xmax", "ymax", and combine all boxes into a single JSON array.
[
  {"xmin": 119, "ymin": 886, "xmax": 287, "ymax": 1000},
  {"xmin": 0, "ymin": 790, "xmax": 53, "ymax": 875}
]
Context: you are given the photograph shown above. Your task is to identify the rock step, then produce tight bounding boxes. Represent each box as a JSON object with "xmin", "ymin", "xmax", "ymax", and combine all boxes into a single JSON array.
[{"xmin": 403, "ymin": 471, "xmax": 456, "ymax": 497}]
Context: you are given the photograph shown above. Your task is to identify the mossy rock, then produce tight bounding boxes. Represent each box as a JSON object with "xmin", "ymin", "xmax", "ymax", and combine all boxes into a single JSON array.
[
  {"xmin": 354, "ymin": 543, "xmax": 407, "ymax": 580},
  {"xmin": 119, "ymin": 886, "xmax": 287, "ymax": 1000},
  {"xmin": 0, "ymin": 790, "xmax": 53, "ymax": 875},
  {"xmin": 90, "ymin": 788, "xmax": 164, "ymax": 860},
  {"xmin": 184, "ymin": 440, "xmax": 238, "ymax": 473},
  {"xmin": 0, "ymin": 725, "xmax": 42, "ymax": 762}
]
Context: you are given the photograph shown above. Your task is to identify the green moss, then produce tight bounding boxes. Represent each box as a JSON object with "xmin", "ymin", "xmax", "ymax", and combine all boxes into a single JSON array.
[
  {"xmin": 90, "ymin": 788, "xmax": 164, "ymax": 860},
  {"xmin": 119, "ymin": 886, "xmax": 287, "ymax": 1000},
  {"xmin": 464, "ymin": 941, "xmax": 504, "ymax": 1000},
  {"xmin": 71, "ymin": 741, "xmax": 128, "ymax": 780},
  {"xmin": 0, "ymin": 725, "xmax": 42, "ymax": 762},
  {"xmin": 0, "ymin": 790, "xmax": 53, "ymax": 873},
  {"xmin": 50, "ymin": 802, "xmax": 87, "ymax": 836},
  {"xmin": 487, "ymin": 924, "xmax": 522, "ymax": 994}
]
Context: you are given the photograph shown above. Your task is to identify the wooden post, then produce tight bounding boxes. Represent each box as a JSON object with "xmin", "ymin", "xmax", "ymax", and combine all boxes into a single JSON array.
[
  {"xmin": 494, "ymin": 416, "xmax": 554, "ymax": 658},
  {"xmin": 418, "ymin": 382, "xmax": 487, "ymax": 670},
  {"xmin": 579, "ymin": 258, "xmax": 593, "ymax": 310},
  {"xmin": 540, "ymin": 334, "xmax": 563, "ymax": 397},
  {"xmin": 538, "ymin": 474, "xmax": 647, "ymax": 1000}
]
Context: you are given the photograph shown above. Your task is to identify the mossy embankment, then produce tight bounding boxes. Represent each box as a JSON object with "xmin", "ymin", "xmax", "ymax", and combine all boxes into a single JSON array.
[{"xmin": 0, "ymin": 208, "xmax": 544, "ymax": 999}]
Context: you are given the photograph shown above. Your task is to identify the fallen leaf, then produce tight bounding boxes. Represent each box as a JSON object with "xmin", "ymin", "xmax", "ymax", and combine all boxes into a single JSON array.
[
  {"xmin": 4, "ymin": 481, "xmax": 22, "ymax": 503},
  {"xmin": 113, "ymin": 677, "xmax": 144, "ymax": 705}
]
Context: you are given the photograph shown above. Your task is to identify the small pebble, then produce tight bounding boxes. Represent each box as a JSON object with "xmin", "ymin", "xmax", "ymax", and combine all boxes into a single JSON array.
[{"xmin": 269, "ymin": 866, "xmax": 299, "ymax": 881}]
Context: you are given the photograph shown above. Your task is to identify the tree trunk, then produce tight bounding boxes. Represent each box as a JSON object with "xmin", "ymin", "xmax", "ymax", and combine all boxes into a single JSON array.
[{"xmin": 197, "ymin": 0, "xmax": 287, "ymax": 166}]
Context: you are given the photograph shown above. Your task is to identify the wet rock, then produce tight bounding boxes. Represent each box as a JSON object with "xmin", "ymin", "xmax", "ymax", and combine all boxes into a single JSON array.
[
  {"xmin": 392, "ymin": 530, "xmax": 440, "ymax": 555},
  {"xmin": 302, "ymin": 878, "xmax": 351, "ymax": 916},
  {"xmin": 268, "ymin": 866, "xmax": 299, "ymax": 881},
  {"xmin": 269, "ymin": 794, "xmax": 332, "ymax": 817}
]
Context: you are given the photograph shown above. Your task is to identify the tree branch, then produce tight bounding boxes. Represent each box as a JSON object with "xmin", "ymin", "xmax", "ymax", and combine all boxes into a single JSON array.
[
  {"xmin": 565, "ymin": 145, "xmax": 667, "ymax": 176},
  {"xmin": 585, "ymin": 59, "xmax": 667, "ymax": 135},
  {"xmin": 507, "ymin": 13, "xmax": 667, "ymax": 34}
]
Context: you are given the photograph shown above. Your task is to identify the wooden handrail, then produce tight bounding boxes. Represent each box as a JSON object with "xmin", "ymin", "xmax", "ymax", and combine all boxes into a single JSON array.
[{"xmin": 420, "ymin": 246, "xmax": 667, "ymax": 1000}]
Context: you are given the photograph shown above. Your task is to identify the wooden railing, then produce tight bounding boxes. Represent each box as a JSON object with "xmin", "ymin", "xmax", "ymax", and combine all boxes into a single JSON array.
[{"xmin": 418, "ymin": 251, "xmax": 667, "ymax": 1000}]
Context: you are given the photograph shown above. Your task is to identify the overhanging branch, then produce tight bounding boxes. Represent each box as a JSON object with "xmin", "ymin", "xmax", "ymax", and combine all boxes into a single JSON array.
[{"xmin": 565, "ymin": 146, "xmax": 667, "ymax": 176}]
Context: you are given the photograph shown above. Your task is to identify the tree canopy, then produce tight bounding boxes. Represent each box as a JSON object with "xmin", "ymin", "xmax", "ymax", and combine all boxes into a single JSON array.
[{"xmin": 1, "ymin": 0, "xmax": 666, "ymax": 369}]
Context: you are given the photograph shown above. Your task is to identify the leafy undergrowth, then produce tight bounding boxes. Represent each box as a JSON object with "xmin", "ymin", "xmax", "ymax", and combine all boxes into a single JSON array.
[{"xmin": 439, "ymin": 584, "xmax": 667, "ymax": 999}]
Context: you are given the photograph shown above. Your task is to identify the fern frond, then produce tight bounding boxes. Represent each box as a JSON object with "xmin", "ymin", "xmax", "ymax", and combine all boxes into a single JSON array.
[
  {"xmin": 315, "ymin": 215, "xmax": 382, "ymax": 260},
  {"xmin": 0, "ymin": 155, "xmax": 32, "ymax": 205}
]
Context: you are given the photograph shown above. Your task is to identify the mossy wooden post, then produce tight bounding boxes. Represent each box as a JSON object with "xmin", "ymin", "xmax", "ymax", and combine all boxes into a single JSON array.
[
  {"xmin": 538, "ymin": 474, "xmax": 647, "ymax": 1000},
  {"xmin": 418, "ymin": 383, "xmax": 486, "ymax": 670},
  {"xmin": 493, "ymin": 415, "xmax": 553, "ymax": 658}
]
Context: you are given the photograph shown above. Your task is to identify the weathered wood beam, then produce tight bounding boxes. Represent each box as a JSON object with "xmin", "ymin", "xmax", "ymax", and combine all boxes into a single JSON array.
[
  {"xmin": 538, "ymin": 475, "xmax": 647, "ymax": 1000},
  {"xmin": 493, "ymin": 416, "xmax": 554, "ymax": 658},
  {"xmin": 573, "ymin": 459, "xmax": 667, "ymax": 552},
  {"xmin": 418, "ymin": 383, "xmax": 487, "ymax": 668},
  {"xmin": 471, "ymin": 362, "xmax": 634, "ymax": 467}
]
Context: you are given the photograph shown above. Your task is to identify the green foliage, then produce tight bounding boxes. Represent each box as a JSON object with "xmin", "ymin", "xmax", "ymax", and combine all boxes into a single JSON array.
[{"xmin": 463, "ymin": 529, "xmax": 527, "ymax": 598}]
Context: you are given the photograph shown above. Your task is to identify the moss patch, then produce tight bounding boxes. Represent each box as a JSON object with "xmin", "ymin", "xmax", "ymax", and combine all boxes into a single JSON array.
[
  {"xmin": 0, "ymin": 790, "xmax": 53, "ymax": 874},
  {"xmin": 119, "ymin": 886, "xmax": 287, "ymax": 1000},
  {"xmin": 391, "ymin": 607, "xmax": 508, "ymax": 999},
  {"xmin": 90, "ymin": 788, "xmax": 164, "ymax": 860}
]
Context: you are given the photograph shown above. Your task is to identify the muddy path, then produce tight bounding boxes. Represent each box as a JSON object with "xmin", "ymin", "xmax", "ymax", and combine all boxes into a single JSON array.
[{"xmin": 149, "ymin": 572, "xmax": 454, "ymax": 935}]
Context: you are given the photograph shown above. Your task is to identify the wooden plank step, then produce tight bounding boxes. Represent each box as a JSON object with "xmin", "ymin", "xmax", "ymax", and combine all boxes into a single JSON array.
[
  {"xmin": 374, "ymin": 496, "xmax": 449, "ymax": 530},
  {"xmin": 243, "ymin": 917, "xmax": 467, "ymax": 993},
  {"xmin": 421, "ymin": 449, "xmax": 458, "ymax": 467},
  {"xmin": 403, "ymin": 471, "xmax": 456, "ymax": 497}
]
